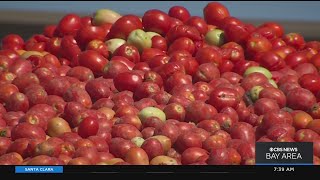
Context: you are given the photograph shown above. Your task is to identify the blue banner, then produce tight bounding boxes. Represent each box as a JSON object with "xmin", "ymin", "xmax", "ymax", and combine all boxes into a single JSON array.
[{"xmin": 15, "ymin": 166, "xmax": 63, "ymax": 173}]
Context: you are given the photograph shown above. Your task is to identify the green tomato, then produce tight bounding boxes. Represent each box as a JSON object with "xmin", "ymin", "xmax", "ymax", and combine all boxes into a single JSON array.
[
  {"xmin": 205, "ymin": 29, "xmax": 225, "ymax": 47},
  {"xmin": 93, "ymin": 9, "xmax": 121, "ymax": 26},
  {"xmin": 244, "ymin": 66, "xmax": 272, "ymax": 79},
  {"xmin": 268, "ymin": 79, "xmax": 278, "ymax": 88},
  {"xmin": 249, "ymin": 86, "xmax": 264, "ymax": 102},
  {"xmin": 127, "ymin": 29, "xmax": 152, "ymax": 52},
  {"xmin": 105, "ymin": 38, "xmax": 126, "ymax": 54},
  {"xmin": 138, "ymin": 107, "xmax": 166, "ymax": 123},
  {"xmin": 131, "ymin": 137, "xmax": 145, "ymax": 147}
]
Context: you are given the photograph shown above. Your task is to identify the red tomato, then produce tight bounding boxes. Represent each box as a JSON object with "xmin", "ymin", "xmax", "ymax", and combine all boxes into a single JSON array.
[
  {"xmin": 43, "ymin": 25, "xmax": 57, "ymax": 38},
  {"xmin": 219, "ymin": 16, "xmax": 243, "ymax": 30},
  {"xmin": 168, "ymin": 37, "xmax": 195, "ymax": 55},
  {"xmin": 283, "ymin": 33, "xmax": 306, "ymax": 50},
  {"xmin": 1, "ymin": 34, "xmax": 24, "ymax": 50},
  {"xmin": 76, "ymin": 25, "xmax": 107, "ymax": 48},
  {"xmin": 46, "ymin": 37, "xmax": 61, "ymax": 57},
  {"xmin": 168, "ymin": 6, "xmax": 191, "ymax": 23},
  {"xmin": 113, "ymin": 44, "xmax": 140, "ymax": 64},
  {"xmin": 80, "ymin": 16, "xmax": 93, "ymax": 27},
  {"xmin": 55, "ymin": 14, "xmax": 81, "ymax": 37},
  {"xmin": 203, "ymin": 2, "xmax": 230, "ymax": 26},
  {"xmin": 78, "ymin": 117, "xmax": 99, "ymax": 138},
  {"xmin": 223, "ymin": 24, "xmax": 249, "ymax": 45},
  {"xmin": 140, "ymin": 48, "xmax": 165, "ymax": 62},
  {"xmin": 142, "ymin": 9, "xmax": 171, "ymax": 36},
  {"xmin": 60, "ymin": 35, "xmax": 82, "ymax": 67},
  {"xmin": 259, "ymin": 51, "xmax": 286, "ymax": 71},
  {"xmin": 299, "ymin": 74, "xmax": 320, "ymax": 94},
  {"xmin": 195, "ymin": 46, "xmax": 222, "ymax": 66},
  {"xmin": 185, "ymin": 16, "xmax": 208, "ymax": 35},
  {"xmin": 107, "ymin": 15, "xmax": 142, "ymax": 40},
  {"xmin": 114, "ymin": 72, "xmax": 143, "ymax": 92},
  {"xmin": 285, "ymin": 51, "xmax": 308, "ymax": 68},
  {"xmin": 246, "ymin": 36, "xmax": 272, "ymax": 58},
  {"xmin": 166, "ymin": 25, "xmax": 202, "ymax": 44},
  {"xmin": 78, "ymin": 50, "xmax": 109, "ymax": 76},
  {"xmin": 86, "ymin": 40, "xmax": 109, "ymax": 59},
  {"xmin": 151, "ymin": 36, "xmax": 168, "ymax": 51},
  {"xmin": 261, "ymin": 22, "xmax": 284, "ymax": 38}
]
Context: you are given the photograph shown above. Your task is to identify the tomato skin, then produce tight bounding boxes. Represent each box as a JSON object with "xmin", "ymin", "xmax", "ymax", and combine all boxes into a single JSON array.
[
  {"xmin": 1, "ymin": 34, "xmax": 25, "ymax": 50},
  {"xmin": 107, "ymin": 15, "xmax": 142, "ymax": 40},
  {"xmin": 195, "ymin": 46, "xmax": 222, "ymax": 66},
  {"xmin": 114, "ymin": 72, "xmax": 143, "ymax": 92},
  {"xmin": 166, "ymin": 25, "xmax": 202, "ymax": 44},
  {"xmin": 76, "ymin": 25, "xmax": 107, "ymax": 49},
  {"xmin": 299, "ymin": 74, "xmax": 320, "ymax": 94},
  {"xmin": 168, "ymin": 6, "xmax": 191, "ymax": 23},
  {"xmin": 223, "ymin": 24, "xmax": 249, "ymax": 46},
  {"xmin": 185, "ymin": 16, "xmax": 208, "ymax": 35},
  {"xmin": 203, "ymin": 2, "xmax": 230, "ymax": 26},
  {"xmin": 168, "ymin": 37, "xmax": 195, "ymax": 56},
  {"xmin": 219, "ymin": 16, "xmax": 243, "ymax": 30},
  {"xmin": 208, "ymin": 87, "xmax": 241, "ymax": 111},
  {"xmin": 78, "ymin": 50, "xmax": 109, "ymax": 77},
  {"xmin": 246, "ymin": 36, "xmax": 272, "ymax": 58},
  {"xmin": 60, "ymin": 35, "xmax": 82, "ymax": 67},
  {"xmin": 113, "ymin": 44, "xmax": 140, "ymax": 64},
  {"xmin": 80, "ymin": 16, "xmax": 93, "ymax": 27},
  {"xmin": 55, "ymin": 14, "xmax": 81, "ymax": 37},
  {"xmin": 78, "ymin": 117, "xmax": 99, "ymax": 138},
  {"xmin": 283, "ymin": 33, "xmax": 306, "ymax": 50},
  {"xmin": 261, "ymin": 22, "xmax": 284, "ymax": 38},
  {"xmin": 142, "ymin": 9, "xmax": 171, "ymax": 36},
  {"xmin": 86, "ymin": 40, "xmax": 109, "ymax": 59},
  {"xmin": 285, "ymin": 51, "xmax": 308, "ymax": 69},
  {"xmin": 46, "ymin": 37, "xmax": 62, "ymax": 57},
  {"xmin": 259, "ymin": 51, "xmax": 286, "ymax": 71},
  {"xmin": 151, "ymin": 36, "xmax": 168, "ymax": 51}
]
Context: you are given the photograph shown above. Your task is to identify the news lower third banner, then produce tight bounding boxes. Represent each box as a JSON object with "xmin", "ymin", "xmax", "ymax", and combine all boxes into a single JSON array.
[
  {"xmin": 15, "ymin": 166, "xmax": 63, "ymax": 173},
  {"xmin": 255, "ymin": 142, "xmax": 313, "ymax": 165}
]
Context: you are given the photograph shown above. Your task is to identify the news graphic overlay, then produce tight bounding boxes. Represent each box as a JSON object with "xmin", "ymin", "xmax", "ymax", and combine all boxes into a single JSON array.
[
  {"xmin": 256, "ymin": 142, "xmax": 313, "ymax": 165},
  {"xmin": 15, "ymin": 166, "xmax": 63, "ymax": 173}
]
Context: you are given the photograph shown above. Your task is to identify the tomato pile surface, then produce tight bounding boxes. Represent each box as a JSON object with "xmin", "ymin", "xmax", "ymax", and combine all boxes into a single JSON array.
[{"xmin": 0, "ymin": 2, "xmax": 320, "ymax": 165}]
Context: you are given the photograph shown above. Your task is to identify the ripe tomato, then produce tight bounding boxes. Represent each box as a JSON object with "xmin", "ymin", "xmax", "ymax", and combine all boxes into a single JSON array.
[
  {"xmin": 107, "ymin": 15, "xmax": 142, "ymax": 40},
  {"xmin": 142, "ymin": 9, "xmax": 171, "ymax": 36},
  {"xmin": 76, "ymin": 25, "xmax": 107, "ymax": 48},
  {"xmin": 203, "ymin": 2, "xmax": 230, "ymax": 26},
  {"xmin": 283, "ymin": 33, "xmax": 306, "ymax": 50},
  {"xmin": 1, "ymin": 34, "xmax": 24, "ymax": 50},
  {"xmin": 246, "ymin": 36, "xmax": 272, "ymax": 58},
  {"xmin": 261, "ymin": 22, "xmax": 284, "ymax": 38},
  {"xmin": 151, "ymin": 36, "xmax": 168, "ymax": 51},
  {"xmin": 219, "ymin": 16, "xmax": 243, "ymax": 30},
  {"xmin": 168, "ymin": 6, "xmax": 191, "ymax": 23},
  {"xmin": 113, "ymin": 44, "xmax": 140, "ymax": 63},
  {"xmin": 166, "ymin": 25, "xmax": 202, "ymax": 44},
  {"xmin": 55, "ymin": 14, "xmax": 81, "ymax": 37},
  {"xmin": 195, "ymin": 46, "xmax": 222, "ymax": 66},
  {"xmin": 78, "ymin": 117, "xmax": 99, "ymax": 138},
  {"xmin": 168, "ymin": 37, "xmax": 195, "ymax": 55},
  {"xmin": 114, "ymin": 72, "xmax": 143, "ymax": 92},
  {"xmin": 299, "ymin": 74, "xmax": 320, "ymax": 94},
  {"xmin": 185, "ymin": 16, "xmax": 208, "ymax": 35},
  {"xmin": 292, "ymin": 111, "xmax": 313, "ymax": 129},
  {"xmin": 78, "ymin": 50, "xmax": 109, "ymax": 76}
]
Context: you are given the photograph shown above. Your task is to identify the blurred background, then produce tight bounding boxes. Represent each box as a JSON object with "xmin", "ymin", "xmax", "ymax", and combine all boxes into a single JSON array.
[{"xmin": 0, "ymin": 1, "xmax": 319, "ymax": 41}]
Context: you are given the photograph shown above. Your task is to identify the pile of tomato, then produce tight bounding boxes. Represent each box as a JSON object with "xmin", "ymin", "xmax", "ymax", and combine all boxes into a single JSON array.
[{"xmin": 0, "ymin": 2, "xmax": 319, "ymax": 165}]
